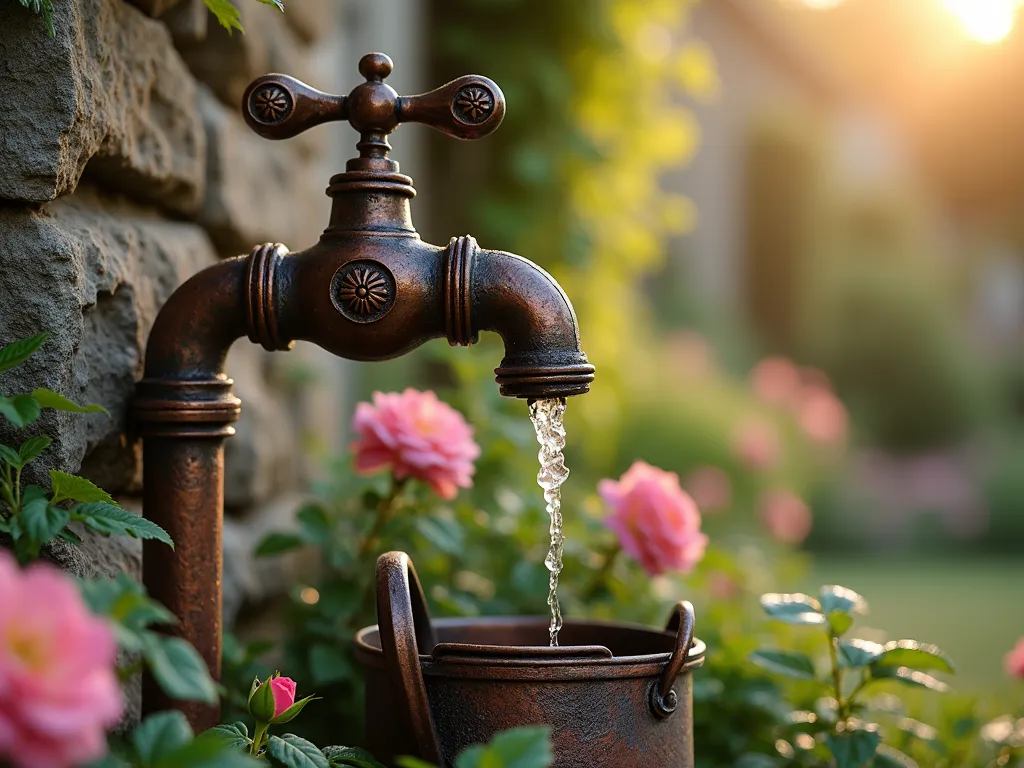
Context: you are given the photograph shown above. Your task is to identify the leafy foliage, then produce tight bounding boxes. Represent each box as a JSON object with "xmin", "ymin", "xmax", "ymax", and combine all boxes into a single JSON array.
[
  {"xmin": 0, "ymin": 334, "xmax": 171, "ymax": 562},
  {"xmin": 751, "ymin": 585, "xmax": 957, "ymax": 767}
]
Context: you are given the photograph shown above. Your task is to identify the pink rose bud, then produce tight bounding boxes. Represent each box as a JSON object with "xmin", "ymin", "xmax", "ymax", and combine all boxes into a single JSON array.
[
  {"xmin": 1005, "ymin": 637, "xmax": 1024, "ymax": 679},
  {"xmin": 599, "ymin": 461, "xmax": 708, "ymax": 577},
  {"xmin": 351, "ymin": 389, "xmax": 481, "ymax": 500},
  {"xmin": 271, "ymin": 676, "xmax": 298, "ymax": 718}
]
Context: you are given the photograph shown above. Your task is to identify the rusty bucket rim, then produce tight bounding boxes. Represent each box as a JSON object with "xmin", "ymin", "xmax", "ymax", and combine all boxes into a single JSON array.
[{"xmin": 354, "ymin": 615, "xmax": 707, "ymax": 673}]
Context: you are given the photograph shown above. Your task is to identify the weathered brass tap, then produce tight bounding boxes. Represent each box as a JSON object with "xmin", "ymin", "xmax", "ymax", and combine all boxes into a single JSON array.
[{"xmin": 133, "ymin": 53, "xmax": 593, "ymax": 729}]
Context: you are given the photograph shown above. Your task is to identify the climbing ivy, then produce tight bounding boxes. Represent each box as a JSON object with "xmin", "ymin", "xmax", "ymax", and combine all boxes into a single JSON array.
[
  {"xmin": 10, "ymin": 0, "xmax": 284, "ymax": 37},
  {"xmin": 430, "ymin": 0, "xmax": 717, "ymax": 463}
]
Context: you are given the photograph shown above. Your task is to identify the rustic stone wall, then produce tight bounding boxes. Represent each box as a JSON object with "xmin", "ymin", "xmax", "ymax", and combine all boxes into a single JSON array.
[{"xmin": 0, "ymin": 0, "xmax": 345, "ymax": 624}]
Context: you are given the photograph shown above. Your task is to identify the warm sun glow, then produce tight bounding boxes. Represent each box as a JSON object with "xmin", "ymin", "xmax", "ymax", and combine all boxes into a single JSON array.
[{"xmin": 943, "ymin": 0, "xmax": 1019, "ymax": 44}]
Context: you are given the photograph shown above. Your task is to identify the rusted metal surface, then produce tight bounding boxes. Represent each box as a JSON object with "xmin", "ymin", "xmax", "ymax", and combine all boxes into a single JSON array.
[
  {"xmin": 357, "ymin": 553, "xmax": 705, "ymax": 768},
  {"xmin": 134, "ymin": 257, "xmax": 249, "ymax": 731},
  {"xmin": 134, "ymin": 52, "xmax": 595, "ymax": 730}
]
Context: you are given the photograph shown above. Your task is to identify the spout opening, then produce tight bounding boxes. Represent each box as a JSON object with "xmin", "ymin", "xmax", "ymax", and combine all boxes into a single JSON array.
[{"xmin": 495, "ymin": 358, "xmax": 595, "ymax": 399}]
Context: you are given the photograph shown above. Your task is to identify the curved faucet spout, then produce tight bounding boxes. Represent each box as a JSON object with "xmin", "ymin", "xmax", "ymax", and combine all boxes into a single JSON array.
[{"xmin": 443, "ymin": 236, "xmax": 594, "ymax": 399}]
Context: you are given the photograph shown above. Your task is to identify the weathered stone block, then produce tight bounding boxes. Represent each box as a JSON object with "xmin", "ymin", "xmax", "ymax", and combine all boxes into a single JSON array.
[
  {"xmin": 126, "ymin": 0, "xmax": 184, "ymax": 17},
  {"xmin": 222, "ymin": 492, "xmax": 318, "ymax": 625},
  {"xmin": 161, "ymin": 0, "xmax": 208, "ymax": 44},
  {"xmin": 196, "ymin": 86, "xmax": 331, "ymax": 255},
  {"xmin": 282, "ymin": 0, "xmax": 336, "ymax": 43},
  {"xmin": 0, "ymin": 191, "xmax": 217, "ymax": 494},
  {"xmin": 223, "ymin": 343, "xmax": 300, "ymax": 510},
  {"xmin": 0, "ymin": 0, "xmax": 204, "ymax": 213},
  {"xmin": 175, "ymin": 1, "xmax": 317, "ymax": 108}
]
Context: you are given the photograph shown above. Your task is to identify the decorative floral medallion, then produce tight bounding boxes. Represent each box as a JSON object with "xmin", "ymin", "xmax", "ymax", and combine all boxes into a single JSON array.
[
  {"xmin": 249, "ymin": 85, "xmax": 293, "ymax": 124},
  {"xmin": 452, "ymin": 86, "xmax": 494, "ymax": 125},
  {"xmin": 331, "ymin": 261, "xmax": 396, "ymax": 324}
]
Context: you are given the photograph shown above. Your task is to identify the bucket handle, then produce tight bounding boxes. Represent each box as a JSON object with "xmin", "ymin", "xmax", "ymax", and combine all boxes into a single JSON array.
[
  {"xmin": 650, "ymin": 600, "xmax": 696, "ymax": 719},
  {"xmin": 376, "ymin": 551, "xmax": 442, "ymax": 763}
]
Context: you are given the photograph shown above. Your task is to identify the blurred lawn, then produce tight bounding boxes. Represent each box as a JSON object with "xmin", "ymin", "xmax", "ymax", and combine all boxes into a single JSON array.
[{"xmin": 800, "ymin": 556, "xmax": 1024, "ymax": 694}]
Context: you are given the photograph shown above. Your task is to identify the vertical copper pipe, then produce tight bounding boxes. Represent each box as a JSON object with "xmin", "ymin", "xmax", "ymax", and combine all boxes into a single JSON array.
[{"xmin": 135, "ymin": 256, "xmax": 250, "ymax": 730}]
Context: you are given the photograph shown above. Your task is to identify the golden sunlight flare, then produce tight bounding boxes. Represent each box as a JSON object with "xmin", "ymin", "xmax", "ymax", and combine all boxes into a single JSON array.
[{"xmin": 943, "ymin": 0, "xmax": 1019, "ymax": 44}]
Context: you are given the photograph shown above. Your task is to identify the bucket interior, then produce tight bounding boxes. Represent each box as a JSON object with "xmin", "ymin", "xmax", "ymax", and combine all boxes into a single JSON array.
[{"xmin": 356, "ymin": 616, "xmax": 705, "ymax": 662}]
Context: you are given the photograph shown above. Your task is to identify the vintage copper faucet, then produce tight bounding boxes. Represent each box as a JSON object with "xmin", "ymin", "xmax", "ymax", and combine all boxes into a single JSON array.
[{"xmin": 133, "ymin": 53, "xmax": 594, "ymax": 729}]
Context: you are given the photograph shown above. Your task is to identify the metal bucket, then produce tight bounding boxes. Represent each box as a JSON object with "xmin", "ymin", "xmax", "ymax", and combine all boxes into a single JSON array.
[{"xmin": 353, "ymin": 552, "xmax": 706, "ymax": 767}]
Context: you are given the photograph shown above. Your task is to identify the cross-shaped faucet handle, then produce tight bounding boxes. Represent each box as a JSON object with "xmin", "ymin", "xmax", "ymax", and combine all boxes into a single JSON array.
[{"xmin": 242, "ymin": 52, "xmax": 506, "ymax": 161}]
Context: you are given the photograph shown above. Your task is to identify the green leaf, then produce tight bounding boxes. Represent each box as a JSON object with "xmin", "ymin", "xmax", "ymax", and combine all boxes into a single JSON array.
[
  {"xmin": 415, "ymin": 516, "xmax": 465, "ymax": 555},
  {"xmin": 749, "ymin": 649, "xmax": 817, "ymax": 680},
  {"xmin": 827, "ymin": 727, "xmax": 881, "ymax": 768},
  {"xmin": 255, "ymin": 532, "xmax": 305, "ymax": 557},
  {"xmin": 394, "ymin": 758, "xmax": 437, "ymax": 768},
  {"xmin": 254, "ymin": 0, "xmax": 285, "ymax": 10},
  {"xmin": 0, "ymin": 333, "xmax": 46, "ymax": 372},
  {"xmin": 308, "ymin": 643, "xmax": 352, "ymax": 685},
  {"xmin": 0, "ymin": 395, "xmax": 42, "ymax": 427},
  {"xmin": 819, "ymin": 585, "xmax": 867, "ymax": 617},
  {"xmin": 758, "ymin": 593, "xmax": 825, "ymax": 626},
  {"xmin": 271, "ymin": 694, "xmax": 319, "ymax": 725},
  {"xmin": 143, "ymin": 635, "xmax": 219, "ymax": 704},
  {"xmin": 838, "ymin": 639, "xmax": 885, "ymax": 670},
  {"xmin": 18, "ymin": 436, "xmax": 52, "ymax": 465},
  {"xmin": 49, "ymin": 471, "xmax": 116, "ymax": 505},
  {"xmin": 31, "ymin": 388, "xmax": 107, "ymax": 415},
  {"xmin": 22, "ymin": 496, "xmax": 70, "ymax": 543},
  {"xmin": 322, "ymin": 746, "xmax": 388, "ymax": 768},
  {"xmin": 0, "ymin": 444, "xmax": 21, "ymax": 465},
  {"xmin": 266, "ymin": 734, "xmax": 330, "ymax": 768},
  {"xmin": 453, "ymin": 727, "xmax": 553, "ymax": 768},
  {"xmin": 158, "ymin": 732, "xmax": 261, "ymax": 768},
  {"xmin": 297, "ymin": 504, "xmax": 332, "ymax": 544},
  {"xmin": 867, "ymin": 666, "xmax": 949, "ymax": 692},
  {"xmin": 872, "ymin": 745, "xmax": 918, "ymax": 767},
  {"xmin": 73, "ymin": 502, "xmax": 173, "ymax": 548},
  {"xmin": 872, "ymin": 641, "xmax": 955, "ymax": 675},
  {"xmin": 203, "ymin": 0, "xmax": 244, "ymax": 33},
  {"xmin": 133, "ymin": 711, "xmax": 194, "ymax": 765},
  {"xmin": 204, "ymin": 722, "xmax": 250, "ymax": 750}
]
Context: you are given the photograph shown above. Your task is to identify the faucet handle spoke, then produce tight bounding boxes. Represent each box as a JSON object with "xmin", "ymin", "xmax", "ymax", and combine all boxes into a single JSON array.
[
  {"xmin": 242, "ymin": 52, "xmax": 505, "ymax": 162},
  {"xmin": 398, "ymin": 75, "xmax": 506, "ymax": 141},
  {"xmin": 242, "ymin": 74, "xmax": 348, "ymax": 141}
]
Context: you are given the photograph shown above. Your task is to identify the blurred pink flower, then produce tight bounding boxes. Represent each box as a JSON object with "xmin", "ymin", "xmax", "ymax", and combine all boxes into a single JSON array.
[
  {"xmin": 665, "ymin": 330, "xmax": 714, "ymax": 379},
  {"xmin": 759, "ymin": 489, "xmax": 813, "ymax": 545},
  {"xmin": 750, "ymin": 357, "xmax": 801, "ymax": 406},
  {"xmin": 351, "ymin": 388, "xmax": 480, "ymax": 499},
  {"xmin": 732, "ymin": 420, "xmax": 781, "ymax": 471},
  {"xmin": 797, "ymin": 385, "xmax": 848, "ymax": 446},
  {"xmin": 683, "ymin": 465, "xmax": 732, "ymax": 512},
  {"xmin": 271, "ymin": 676, "xmax": 297, "ymax": 717},
  {"xmin": 599, "ymin": 461, "xmax": 708, "ymax": 576},
  {"xmin": 707, "ymin": 571, "xmax": 741, "ymax": 601},
  {"xmin": 0, "ymin": 551, "xmax": 122, "ymax": 768},
  {"xmin": 1005, "ymin": 637, "xmax": 1024, "ymax": 679}
]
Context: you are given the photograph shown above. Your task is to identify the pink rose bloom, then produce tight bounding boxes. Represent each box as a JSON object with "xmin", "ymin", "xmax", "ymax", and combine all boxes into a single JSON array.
[
  {"xmin": 683, "ymin": 465, "xmax": 732, "ymax": 512},
  {"xmin": 750, "ymin": 357, "xmax": 801, "ymax": 406},
  {"xmin": 759, "ymin": 489, "xmax": 813, "ymax": 545},
  {"xmin": 731, "ymin": 420, "xmax": 781, "ymax": 471},
  {"xmin": 599, "ymin": 461, "xmax": 708, "ymax": 576},
  {"xmin": 351, "ymin": 388, "xmax": 480, "ymax": 499},
  {"xmin": 0, "ymin": 552, "xmax": 122, "ymax": 768},
  {"xmin": 798, "ymin": 385, "xmax": 848, "ymax": 446},
  {"xmin": 270, "ymin": 676, "xmax": 297, "ymax": 717},
  {"xmin": 1005, "ymin": 637, "xmax": 1024, "ymax": 679}
]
